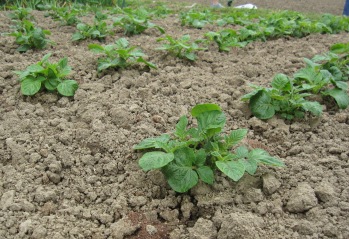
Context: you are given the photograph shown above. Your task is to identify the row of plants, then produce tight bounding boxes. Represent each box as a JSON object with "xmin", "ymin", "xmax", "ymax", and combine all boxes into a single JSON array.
[
  {"xmin": 6, "ymin": 5, "xmax": 349, "ymax": 54},
  {"xmin": 242, "ymin": 42, "xmax": 349, "ymax": 120},
  {"xmin": 1, "ymin": 0, "xmax": 133, "ymax": 10},
  {"xmin": 4, "ymin": 5, "xmax": 349, "ymax": 102}
]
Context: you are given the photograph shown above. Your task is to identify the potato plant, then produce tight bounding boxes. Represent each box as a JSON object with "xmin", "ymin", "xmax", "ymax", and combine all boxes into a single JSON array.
[
  {"xmin": 242, "ymin": 43, "xmax": 349, "ymax": 119},
  {"xmin": 9, "ymin": 20, "xmax": 53, "ymax": 52},
  {"xmin": 241, "ymin": 74, "xmax": 323, "ymax": 120},
  {"xmin": 113, "ymin": 9, "xmax": 164, "ymax": 36},
  {"xmin": 134, "ymin": 104, "xmax": 284, "ymax": 193},
  {"xmin": 88, "ymin": 38, "xmax": 157, "ymax": 72},
  {"xmin": 8, "ymin": 7, "xmax": 34, "ymax": 21},
  {"xmin": 72, "ymin": 12, "xmax": 111, "ymax": 41},
  {"xmin": 180, "ymin": 9, "xmax": 214, "ymax": 29},
  {"xmin": 205, "ymin": 29, "xmax": 248, "ymax": 52},
  {"xmin": 157, "ymin": 35, "xmax": 207, "ymax": 61},
  {"xmin": 14, "ymin": 53, "xmax": 78, "ymax": 96},
  {"xmin": 47, "ymin": 6, "xmax": 81, "ymax": 26}
]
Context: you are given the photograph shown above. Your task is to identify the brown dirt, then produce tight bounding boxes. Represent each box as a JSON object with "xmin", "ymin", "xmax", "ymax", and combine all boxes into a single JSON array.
[{"xmin": 1, "ymin": 1, "xmax": 349, "ymax": 239}]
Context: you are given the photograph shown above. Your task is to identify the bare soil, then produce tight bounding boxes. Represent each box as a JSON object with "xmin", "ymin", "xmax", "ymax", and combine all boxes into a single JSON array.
[{"xmin": 1, "ymin": 1, "xmax": 349, "ymax": 239}]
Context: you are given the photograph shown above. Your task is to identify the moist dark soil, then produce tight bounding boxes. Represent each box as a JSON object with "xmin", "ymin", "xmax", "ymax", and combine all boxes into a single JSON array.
[{"xmin": 1, "ymin": 0, "xmax": 349, "ymax": 238}]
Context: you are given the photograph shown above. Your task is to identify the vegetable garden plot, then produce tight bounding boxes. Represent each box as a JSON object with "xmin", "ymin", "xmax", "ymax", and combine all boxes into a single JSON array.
[{"xmin": 0, "ymin": 1, "xmax": 349, "ymax": 238}]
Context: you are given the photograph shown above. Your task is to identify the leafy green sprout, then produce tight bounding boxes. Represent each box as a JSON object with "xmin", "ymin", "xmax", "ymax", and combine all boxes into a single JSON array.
[
  {"xmin": 8, "ymin": 7, "xmax": 34, "ymax": 21},
  {"xmin": 14, "ymin": 53, "xmax": 78, "ymax": 96},
  {"xmin": 180, "ymin": 9, "xmax": 214, "ymax": 29},
  {"xmin": 72, "ymin": 20, "xmax": 110, "ymax": 41},
  {"xmin": 88, "ymin": 37, "xmax": 157, "ymax": 72},
  {"xmin": 112, "ymin": 9, "xmax": 165, "ymax": 36},
  {"xmin": 156, "ymin": 35, "xmax": 207, "ymax": 61},
  {"xmin": 205, "ymin": 29, "xmax": 248, "ymax": 52},
  {"xmin": 134, "ymin": 103, "xmax": 284, "ymax": 193},
  {"xmin": 47, "ymin": 6, "xmax": 81, "ymax": 26},
  {"xmin": 8, "ymin": 19, "xmax": 54, "ymax": 52},
  {"xmin": 241, "ymin": 73, "xmax": 323, "ymax": 120}
]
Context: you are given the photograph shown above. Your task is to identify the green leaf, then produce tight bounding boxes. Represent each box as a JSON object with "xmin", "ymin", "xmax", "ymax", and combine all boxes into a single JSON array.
[
  {"xmin": 116, "ymin": 38, "xmax": 129, "ymax": 48},
  {"xmin": 58, "ymin": 66, "xmax": 72, "ymax": 78},
  {"xmin": 134, "ymin": 134, "xmax": 171, "ymax": 150},
  {"xmin": 235, "ymin": 146, "xmax": 249, "ymax": 158},
  {"xmin": 162, "ymin": 162, "xmax": 198, "ymax": 193},
  {"xmin": 248, "ymin": 148, "xmax": 285, "ymax": 167},
  {"xmin": 196, "ymin": 166, "xmax": 214, "ymax": 184},
  {"xmin": 44, "ymin": 77, "xmax": 59, "ymax": 91},
  {"xmin": 174, "ymin": 116, "xmax": 188, "ymax": 139},
  {"xmin": 248, "ymin": 148, "xmax": 270, "ymax": 161},
  {"xmin": 57, "ymin": 80, "xmax": 78, "ymax": 96},
  {"xmin": 41, "ymin": 53, "xmax": 51, "ymax": 63},
  {"xmin": 27, "ymin": 64, "xmax": 44, "ymax": 73},
  {"xmin": 17, "ymin": 44, "xmax": 30, "ymax": 52},
  {"xmin": 194, "ymin": 149, "xmax": 207, "ymax": 166},
  {"xmin": 191, "ymin": 103, "xmax": 221, "ymax": 117},
  {"xmin": 72, "ymin": 32, "xmax": 84, "ymax": 41},
  {"xmin": 258, "ymin": 156, "xmax": 285, "ymax": 167},
  {"xmin": 196, "ymin": 110, "xmax": 226, "ymax": 135},
  {"xmin": 77, "ymin": 23, "xmax": 88, "ymax": 31},
  {"xmin": 301, "ymin": 101, "xmax": 323, "ymax": 116},
  {"xmin": 239, "ymin": 158, "xmax": 258, "ymax": 175},
  {"xmin": 297, "ymin": 68, "xmax": 319, "ymax": 82},
  {"xmin": 14, "ymin": 70, "xmax": 29, "ymax": 79},
  {"xmin": 249, "ymin": 90, "xmax": 275, "ymax": 119},
  {"xmin": 225, "ymin": 129, "xmax": 248, "ymax": 147},
  {"xmin": 271, "ymin": 73, "xmax": 291, "ymax": 91},
  {"xmin": 303, "ymin": 58, "xmax": 321, "ymax": 69},
  {"xmin": 136, "ymin": 57, "xmax": 157, "ymax": 69},
  {"xmin": 47, "ymin": 68, "xmax": 57, "ymax": 80},
  {"xmin": 32, "ymin": 28, "xmax": 47, "ymax": 49},
  {"xmin": 97, "ymin": 61, "xmax": 113, "ymax": 72},
  {"xmin": 330, "ymin": 42, "xmax": 349, "ymax": 54},
  {"xmin": 184, "ymin": 52, "xmax": 196, "ymax": 61},
  {"xmin": 241, "ymin": 88, "xmax": 262, "ymax": 101},
  {"xmin": 333, "ymin": 81, "xmax": 348, "ymax": 91},
  {"xmin": 173, "ymin": 147, "xmax": 196, "ymax": 166},
  {"xmin": 322, "ymin": 88, "xmax": 349, "ymax": 109},
  {"xmin": 216, "ymin": 160, "xmax": 245, "ymax": 182},
  {"xmin": 58, "ymin": 57, "xmax": 68, "ymax": 70},
  {"xmin": 139, "ymin": 151, "xmax": 174, "ymax": 171},
  {"xmin": 21, "ymin": 76, "xmax": 42, "ymax": 95}
]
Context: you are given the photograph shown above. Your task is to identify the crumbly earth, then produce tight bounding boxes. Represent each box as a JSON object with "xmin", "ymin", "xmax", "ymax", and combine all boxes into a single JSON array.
[{"xmin": 1, "ymin": 1, "xmax": 349, "ymax": 238}]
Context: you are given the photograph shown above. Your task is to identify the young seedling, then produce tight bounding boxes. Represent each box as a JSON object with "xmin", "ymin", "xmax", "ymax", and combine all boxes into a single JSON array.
[
  {"xmin": 14, "ymin": 53, "xmax": 78, "ymax": 96},
  {"xmin": 72, "ymin": 11, "xmax": 112, "ymax": 41},
  {"xmin": 205, "ymin": 29, "xmax": 248, "ymax": 52},
  {"xmin": 72, "ymin": 21, "xmax": 110, "ymax": 41},
  {"xmin": 294, "ymin": 46, "xmax": 349, "ymax": 109},
  {"xmin": 47, "ymin": 6, "xmax": 81, "ymax": 26},
  {"xmin": 134, "ymin": 103, "xmax": 284, "ymax": 193},
  {"xmin": 88, "ymin": 38, "xmax": 157, "ymax": 72},
  {"xmin": 180, "ymin": 9, "xmax": 214, "ymax": 29},
  {"xmin": 8, "ymin": 20, "xmax": 54, "ymax": 52},
  {"xmin": 156, "ymin": 35, "xmax": 207, "ymax": 61},
  {"xmin": 113, "ymin": 9, "xmax": 164, "ymax": 36},
  {"xmin": 241, "ymin": 74, "xmax": 323, "ymax": 120},
  {"xmin": 8, "ymin": 7, "xmax": 34, "ymax": 21}
]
